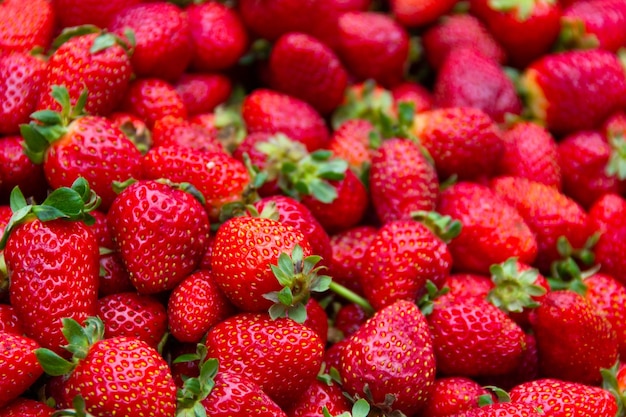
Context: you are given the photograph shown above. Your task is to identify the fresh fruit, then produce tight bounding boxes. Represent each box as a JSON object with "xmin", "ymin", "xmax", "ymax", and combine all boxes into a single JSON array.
[
  {"xmin": 0, "ymin": 398, "xmax": 55, "ymax": 416},
  {"xmin": 390, "ymin": 0, "xmax": 458, "ymax": 28},
  {"xmin": 0, "ymin": 332, "xmax": 43, "ymax": 408},
  {"xmin": 560, "ymin": 0, "xmax": 626, "ymax": 52},
  {"xmin": 0, "ymin": 0, "xmax": 54, "ymax": 54},
  {"xmin": 121, "ymin": 78, "xmax": 188, "ymax": 128},
  {"xmin": 174, "ymin": 73, "xmax": 232, "ymax": 116}
]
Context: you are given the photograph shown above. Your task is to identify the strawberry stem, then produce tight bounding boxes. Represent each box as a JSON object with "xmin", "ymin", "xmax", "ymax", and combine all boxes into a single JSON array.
[{"xmin": 328, "ymin": 281, "xmax": 375, "ymax": 316}]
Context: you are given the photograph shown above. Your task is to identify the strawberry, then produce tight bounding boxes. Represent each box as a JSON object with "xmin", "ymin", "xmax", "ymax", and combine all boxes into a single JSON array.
[
  {"xmin": 38, "ymin": 28, "xmax": 132, "ymax": 116},
  {"xmin": 444, "ymin": 273, "xmax": 494, "ymax": 299},
  {"xmin": 369, "ymin": 138, "xmax": 439, "ymax": 224},
  {"xmin": 108, "ymin": 2, "xmax": 192, "ymax": 81},
  {"xmin": 268, "ymin": 32, "xmax": 348, "ymax": 115},
  {"xmin": 333, "ymin": 303, "xmax": 369, "ymax": 339},
  {"xmin": 340, "ymin": 300, "xmax": 436, "ymax": 416},
  {"xmin": 97, "ymin": 252, "xmax": 134, "ymax": 297},
  {"xmin": 327, "ymin": 119, "xmax": 374, "ymax": 175},
  {"xmin": 52, "ymin": 0, "xmax": 140, "ymax": 29},
  {"xmin": 520, "ymin": 49, "xmax": 626, "ymax": 135},
  {"xmin": 560, "ymin": 0, "xmax": 626, "ymax": 52},
  {"xmin": 336, "ymin": 11, "xmax": 410, "ymax": 87},
  {"xmin": 151, "ymin": 116, "xmax": 224, "ymax": 153},
  {"xmin": 412, "ymin": 107, "xmax": 505, "ymax": 181},
  {"xmin": 421, "ymin": 13, "xmax": 506, "ymax": 70},
  {"xmin": 390, "ymin": 0, "xmax": 458, "ymax": 27},
  {"xmin": 589, "ymin": 194, "xmax": 626, "ymax": 286},
  {"xmin": 167, "ymin": 270, "xmax": 234, "ymax": 343},
  {"xmin": 422, "ymin": 376, "xmax": 491, "ymax": 417},
  {"xmin": 0, "ymin": 398, "xmax": 55, "ymax": 416},
  {"xmin": 437, "ymin": 181, "xmax": 538, "ymax": 274},
  {"xmin": 530, "ymin": 289, "xmax": 618, "ymax": 385},
  {"xmin": 328, "ymin": 225, "xmax": 378, "ymax": 294},
  {"xmin": 23, "ymin": 86, "xmax": 144, "ymax": 210},
  {"xmin": 433, "ymin": 47, "xmax": 522, "ymax": 123},
  {"xmin": 302, "ymin": 298, "xmax": 329, "ymax": 345},
  {"xmin": 0, "ymin": 0, "xmax": 54, "ymax": 54},
  {"xmin": 36, "ymin": 317, "xmax": 177, "ymax": 416},
  {"xmin": 496, "ymin": 121, "xmax": 561, "ymax": 188},
  {"xmin": 391, "ymin": 82, "xmax": 434, "ymax": 113},
  {"xmin": 107, "ymin": 180, "xmax": 210, "ymax": 294},
  {"xmin": 1, "ymin": 179, "xmax": 100, "ymax": 354},
  {"xmin": 186, "ymin": 2, "xmax": 248, "ymax": 72},
  {"xmin": 470, "ymin": 0, "xmax": 562, "ymax": 68},
  {"xmin": 509, "ymin": 378, "xmax": 619, "ymax": 417},
  {"xmin": 121, "ymin": 78, "xmax": 187, "ymax": 128},
  {"xmin": 0, "ymin": 136, "xmax": 47, "ymax": 204},
  {"xmin": 0, "ymin": 305, "xmax": 22, "ymax": 335},
  {"xmin": 0, "ymin": 332, "xmax": 43, "ymax": 408},
  {"xmin": 174, "ymin": 73, "xmax": 232, "ymax": 117},
  {"xmin": 242, "ymin": 88, "xmax": 330, "ymax": 151},
  {"xmin": 97, "ymin": 292, "xmax": 168, "ymax": 349},
  {"xmin": 457, "ymin": 402, "xmax": 544, "ymax": 416},
  {"xmin": 205, "ymin": 312, "xmax": 325, "ymax": 408},
  {"xmin": 286, "ymin": 378, "xmax": 352, "ymax": 417}
]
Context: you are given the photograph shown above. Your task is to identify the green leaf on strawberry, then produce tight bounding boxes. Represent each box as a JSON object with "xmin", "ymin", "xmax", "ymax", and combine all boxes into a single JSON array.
[{"xmin": 487, "ymin": 257, "xmax": 546, "ymax": 313}]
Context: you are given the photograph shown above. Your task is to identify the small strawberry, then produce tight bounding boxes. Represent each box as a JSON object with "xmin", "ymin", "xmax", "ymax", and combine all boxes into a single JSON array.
[
  {"xmin": 121, "ymin": 78, "xmax": 187, "ymax": 128},
  {"xmin": 333, "ymin": 303, "xmax": 369, "ymax": 339},
  {"xmin": 0, "ymin": 332, "xmax": 43, "ymax": 408},
  {"xmin": 560, "ymin": 0, "xmax": 626, "ymax": 53},
  {"xmin": 457, "ymin": 402, "xmax": 544, "ymax": 416},
  {"xmin": 0, "ymin": 398, "xmax": 55, "ymax": 417},
  {"xmin": 327, "ymin": 119, "xmax": 374, "ymax": 176},
  {"xmin": 97, "ymin": 251, "xmax": 134, "ymax": 297},
  {"xmin": 390, "ymin": 0, "xmax": 458, "ymax": 27},
  {"xmin": 391, "ymin": 82, "xmax": 434, "ymax": 113},
  {"xmin": 287, "ymin": 377, "xmax": 352, "ymax": 417},
  {"xmin": 422, "ymin": 376, "xmax": 492, "ymax": 417},
  {"xmin": 328, "ymin": 225, "xmax": 378, "ymax": 294},
  {"xmin": 0, "ymin": 0, "xmax": 54, "ymax": 54},
  {"xmin": 174, "ymin": 73, "xmax": 232, "ymax": 117},
  {"xmin": 52, "ymin": 0, "xmax": 140, "ymax": 29},
  {"xmin": 151, "ymin": 116, "xmax": 224, "ymax": 153},
  {"xmin": 0, "ymin": 136, "xmax": 47, "ymax": 204}
]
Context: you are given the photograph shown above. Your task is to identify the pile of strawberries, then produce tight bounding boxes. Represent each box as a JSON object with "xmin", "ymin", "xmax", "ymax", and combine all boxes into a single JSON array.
[{"xmin": 2, "ymin": 0, "xmax": 626, "ymax": 416}]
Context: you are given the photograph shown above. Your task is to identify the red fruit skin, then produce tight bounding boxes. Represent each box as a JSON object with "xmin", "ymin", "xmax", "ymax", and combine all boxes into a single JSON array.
[
  {"xmin": 187, "ymin": 2, "xmax": 248, "ymax": 72},
  {"xmin": 0, "ymin": 0, "xmax": 54, "ymax": 54},
  {"xmin": 328, "ymin": 225, "xmax": 378, "ymax": 294},
  {"xmin": 327, "ymin": 119, "xmax": 374, "ymax": 174},
  {"xmin": 0, "ymin": 333, "xmax": 43, "ymax": 408},
  {"xmin": 589, "ymin": 194, "xmax": 626, "ymax": 286},
  {"xmin": 360, "ymin": 220, "xmax": 452, "ymax": 310},
  {"xmin": 64, "ymin": 337, "xmax": 177, "ymax": 416},
  {"xmin": 5, "ymin": 219, "xmax": 98, "ymax": 354},
  {"xmin": 107, "ymin": 180, "xmax": 210, "ymax": 294},
  {"xmin": 340, "ymin": 300, "xmax": 436, "ymax": 416},
  {"xmin": 0, "ymin": 398, "xmax": 55, "ymax": 417},
  {"xmin": 97, "ymin": 252, "xmax": 135, "ymax": 297},
  {"xmin": 88, "ymin": 210, "xmax": 113, "ymax": 249},
  {"xmin": 437, "ymin": 182, "xmax": 538, "ymax": 274},
  {"xmin": 478, "ymin": 332, "xmax": 539, "ymax": 391},
  {"xmin": 121, "ymin": 78, "xmax": 187, "ymax": 128},
  {"xmin": 174, "ymin": 73, "xmax": 232, "ymax": 116},
  {"xmin": 421, "ymin": 13, "xmax": 506, "ymax": 70},
  {"xmin": 0, "ymin": 52, "xmax": 45, "ymax": 135},
  {"xmin": 563, "ymin": 0, "xmax": 626, "ymax": 52},
  {"xmin": 589, "ymin": 192, "xmax": 626, "ymax": 231},
  {"xmin": 390, "ymin": 0, "xmax": 458, "ymax": 27},
  {"xmin": 497, "ymin": 121, "xmax": 561, "ymax": 189},
  {"xmin": 444, "ymin": 273, "xmax": 494, "ymax": 299},
  {"xmin": 391, "ymin": 82, "xmax": 434, "ymax": 113},
  {"xmin": 369, "ymin": 138, "xmax": 439, "ymax": 224},
  {"xmin": 108, "ymin": 3, "xmax": 192, "ymax": 81},
  {"xmin": 0, "ymin": 305, "xmax": 23, "ymax": 335},
  {"xmin": 167, "ymin": 270, "xmax": 234, "ymax": 343},
  {"xmin": 286, "ymin": 380, "xmax": 351, "ymax": 417},
  {"xmin": 421, "ymin": 376, "xmax": 490, "ymax": 417},
  {"xmin": 433, "ymin": 47, "xmax": 522, "ymax": 123},
  {"xmin": 52, "ymin": 0, "xmax": 139, "ymax": 29},
  {"xmin": 530, "ymin": 290, "xmax": 618, "ymax": 385},
  {"xmin": 242, "ymin": 89, "xmax": 330, "ymax": 152},
  {"xmin": 0, "ymin": 136, "xmax": 47, "ymax": 204},
  {"xmin": 151, "ymin": 116, "xmax": 224, "ymax": 153},
  {"xmin": 459, "ymin": 402, "xmax": 544, "ymax": 416},
  {"xmin": 412, "ymin": 107, "xmax": 505, "ymax": 181},
  {"xmin": 303, "ymin": 298, "xmax": 329, "ymax": 346},
  {"xmin": 268, "ymin": 32, "xmax": 348, "ymax": 115},
  {"xmin": 38, "ymin": 33, "xmax": 132, "ymax": 117},
  {"xmin": 521, "ymin": 49, "xmax": 626, "ymax": 135},
  {"xmin": 336, "ymin": 12, "xmax": 410, "ymax": 87},
  {"xmin": 97, "ymin": 292, "xmax": 168, "ymax": 349},
  {"xmin": 509, "ymin": 378, "xmax": 619, "ymax": 417},
  {"xmin": 334, "ymin": 303, "xmax": 368, "ymax": 338},
  {"xmin": 205, "ymin": 312, "xmax": 325, "ymax": 408}
]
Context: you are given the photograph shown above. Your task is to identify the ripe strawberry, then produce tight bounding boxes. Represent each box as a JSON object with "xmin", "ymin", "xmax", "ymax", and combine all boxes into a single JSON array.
[
  {"xmin": 509, "ymin": 378, "xmax": 618, "ymax": 417},
  {"xmin": 205, "ymin": 312, "xmax": 325, "ymax": 408},
  {"xmin": 302, "ymin": 298, "xmax": 329, "ymax": 345},
  {"xmin": 0, "ymin": 398, "xmax": 55, "ymax": 417},
  {"xmin": 108, "ymin": 2, "xmax": 192, "ymax": 81},
  {"xmin": 433, "ymin": 47, "xmax": 522, "ymax": 123},
  {"xmin": 0, "ymin": 305, "xmax": 22, "ymax": 334},
  {"xmin": 0, "ymin": 0, "xmax": 54, "ymax": 54},
  {"xmin": 167, "ymin": 270, "xmax": 234, "ymax": 343},
  {"xmin": 97, "ymin": 292, "xmax": 168, "ymax": 349},
  {"xmin": 496, "ymin": 121, "xmax": 561, "ymax": 188},
  {"xmin": 458, "ymin": 402, "xmax": 544, "ymax": 416},
  {"xmin": 328, "ymin": 225, "xmax": 378, "ymax": 294},
  {"xmin": 23, "ymin": 86, "xmax": 143, "ymax": 210},
  {"xmin": 336, "ymin": 11, "xmax": 410, "ymax": 87},
  {"xmin": 369, "ymin": 138, "xmax": 439, "ymax": 224},
  {"xmin": 242, "ymin": 89, "xmax": 330, "ymax": 151},
  {"xmin": 422, "ymin": 377, "xmax": 491, "ymax": 417},
  {"xmin": 52, "ymin": 0, "xmax": 140, "ymax": 29},
  {"xmin": 412, "ymin": 107, "xmax": 505, "ymax": 181},
  {"xmin": 391, "ymin": 82, "xmax": 434, "ymax": 113},
  {"xmin": 121, "ymin": 78, "xmax": 187, "ymax": 128},
  {"xmin": 187, "ymin": 2, "xmax": 248, "ymax": 72},
  {"xmin": 589, "ymin": 192, "xmax": 626, "ymax": 231},
  {"xmin": 470, "ymin": 0, "xmax": 562, "ymax": 68},
  {"xmin": 174, "ymin": 73, "xmax": 232, "ymax": 116},
  {"xmin": 327, "ymin": 119, "xmax": 375, "ymax": 175},
  {"xmin": 286, "ymin": 378, "xmax": 352, "ymax": 417},
  {"xmin": 151, "ymin": 116, "xmax": 224, "ymax": 153},
  {"xmin": 588, "ymin": 194, "xmax": 626, "ymax": 286},
  {"xmin": 390, "ymin": 0, "xmax": 458, "ymax": 27},
  {"xmin": 421, "ymin": 13, "xmax": 506, "ymax": 70},
  {"xmin": 560, "ymin": 0, "xmax": 626, "ymax": 52},
  {"xmin": 520, "ymin": 49, "xmax": 626, "ymax": 135},
  {"xmin": 334, "ymin": 303, "xmax": 369, "ymax": 338},
  {"xmin": 0, "ymin": 332, "xmax": 43, "ymax": 408},
  {"xmin": 107, "ymin": 180, "xmax": 210, "ymax": 294},
  {"xmin": 36, "ymin": 317, "xmax": 177, "ymax": 416},
  {"xmin": 97, "ymin": 252, "xmax": 134, "ymax": 297},
  {"xmin": 444, "ymin": 273, "xmax": 494, "ymax": 299},
  {"xmin": 437, "ymin": 182, "xmax": 538, "ymax": 274},
  {"xmin": 2, "ymin": 179, "xmax": 100, "ymax": 354},
  {"xmin": 0, "ymin": 136, "xmax": 47, "ymax": 204},
  {"xmin": 340, "ymin": 300, "xmax": 436, "ymax": 416},
  {"xmin": 38, "ymin": 28, "xmax": 132, "ymax": 116},
  {"xmin": 530, "ymin": 290, "xmax": 618, "ymax": 385}
]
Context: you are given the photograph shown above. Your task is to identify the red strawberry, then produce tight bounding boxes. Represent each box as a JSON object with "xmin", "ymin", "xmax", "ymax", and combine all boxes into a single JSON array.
[
  {"xmin": 97, "ymin": 252, "xmax": 134, "ymax": 297},
  {"xmin": 0, "ymin": 0, "xmax": 54, "ymax": 54},
  {"xmin": 36, "ymin": 317, "xmax": 177, "ymax": 416},
  {"xmin": 589, "ymin": 193, "xmax": 626, "ymax": 286},
  {"xmin": 97, "ymin": 292, "xmax": 168, "ymax": 349},
  {"xmin": 328, "ymin": 225, "xmax": 378, "ymax": 294},
  {"xmin": 52, "ymin": 0, "xmax": 140, "ymax": 29},
  {"xmin": 107, "ymin": 180, "xmax": 210, "ymax": 294},
  {"xmin": 186, "ymin": 2, "xmax": 248, "ymax": 72},
  {"xmin": 151, "ymin": 116, "xmax": 224, "ymax": 153},
  {"xmin": 433, "ymin": 47, "xmax": 522, "ymax": 123},
  {"xmin": 205, "ymin": 312, "xmax": 325, "ymax": 408},
  {"xmin": 520, "ymin": 49, "xmax": 626, "ymax": 135},
  {"xmin": 167, "ymin": 270, "xmax": 234, "ymax": 343},
  {"xmin": 302, "ymin": 298, "xmax": 329, "ymax": 346},
  {"xmin": 530, "ymin": 290, "xmax": 618, "ymax": 385},
  {"xmin": 340, "ymin": 300, "xmax": 436, "ymax": 416},
  {"xmin": 287, "ymin": 378, "xmax": 351, "ymax": 417},
  {"xmin": 422, "ymin": 13, "xmax": 506, "ymax": 70},
  {"xmin": 391, "ymin": 82, "xmax": 434, "ymax": 113},
  {"xmin": 412, "ymin": 107, "xmax": 505, "ymax": 181},
  {"xmin": 121, "ymin": 78, "xmax": 187, "ymax": 128},
  {"xmin": 437, "ymin": 182, "xmax": 538, "ymax": 274},
  {"xmin": 0, "ymin": 398, "xmax": 55, "ymax": 416},
  {"xmin": 0, "ymin": 136, "xmax": 47, "ymax": 204},
  {"xmin": 390, "ymin": 0, "xmax": 458, "ymax": 27},
  {"xmin": 561, "ymin": 0, "xmax": 626, "ymax": 52},
  {"xmin": 422, "ymin": 376, "xmax": 491, "ymax": 417},
  {"xmin": 333, "ymin": 303, "xmax": 369, "ymax": 339},
  {"xmin": 108, "ymin": 2, "xmax": 192, "ymax": 81},
  {"xmin": 174, "ymin": 73, "xmax": 232, "ymax": 117},
  {"xmin": 458, "ymin": 402, "xmax": 544, "ymax": 416},
  {"xmin": 0, "ymin": 305, "xmax": 22, "ymax": 335},
  {"xmin": 327, "ymin": 119, "xmax": 374, "ymax": 175},
  {"xmin": 444, "ymin": 273, "xmax": 494, "ymax": 299},
  {"xmin": 0, "ymin": 332, "xmax": 43, "ymax": 408}
]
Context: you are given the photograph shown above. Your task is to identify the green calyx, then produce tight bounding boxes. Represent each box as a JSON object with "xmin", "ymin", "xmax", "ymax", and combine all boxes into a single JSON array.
[
  {"xmin": 50, "ymin": 25, "xmax": 136, "ymax": 56},
  {"xmin": 263, "ymin": 244, "xmax": 332, "ymax": 323},
  {"xmin": 477, "ymin": 386, "xmax": 511, "ymax": 406},
  {"xmin": 548, "ymin": 235, "xmax": 600, "ymax": 295},
  {"xmin": 52, "ymin": 395, "xmax": 95, "ymax": 417},
  {"xmin": 0, "ymin": 177, "xmax": 101, "ymax": 250},
  {"xmin": 488, "ymin": 0, "xmax": 556, "ymax": 21},
  {"xmin": 21, "ymin": 85, "xmax": 88, "ymax": 164},
  {"xmin": 555, "ymin": 18, "xmax": 600, "ymax": 52},
  {"xmin": 411, "ymin": 210, "xmax": 462, "ymax": 244},
  {"xmin": 487, "ymin": 257, "xmax": 546, "ymax": 313},
  {"xmin": 601, "ymin": 360, "xmax": 626, "ymax": 417},
  {"xmin": 606, "ymin": 134, "xmax": 626, "ymax": 180},
  {"xmin": 35, "ymin": 317, "xmax": 105, "ymax": 377},
  {"xmin": 323, "ymin": 398, "xmax": 371, "ymax": 417},
  {"xmin": 417, "ymin": 280, "xmax": 450, "ymax": 316},
  {"xmin": 332, "ymin": 80, "xmax": 394, "ymax": 131},
  {"xmin": 175, "ymin": 344, "xmax": 218, "ymax": 417}
]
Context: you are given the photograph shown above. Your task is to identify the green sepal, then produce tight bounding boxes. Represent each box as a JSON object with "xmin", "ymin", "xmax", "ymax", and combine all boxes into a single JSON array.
[
  {"xmin": 601, "ymin": 360, "xmax": 625, "ymax": 417},
  {"xmin": 487, "ymin": 258, "xmax": 546, "ymax": 313},
  {"xmin": 331, "ymin": 79, "xmax": 394, "ymax": 131},
  {"xmin": 175, "ymin": 347, "xmax": 217, "ymax": 417},
  {"xmin": 411, "ymin": 210, "xmax": 462, "ymax": 243},
  {"xmin": 30, "ymin": 110, "xmax": 63, "ymax": 125},
  {"xmin": 606, "ymin": 134, "xmax": 626, "ymax": 180},
  {"xmin": 20, "ymin": 124, "xmax": 49, "ymax": 164},
  {"xmin": 417, "ymin": 280, "xmax": 449, "ymax": 316},
  {"xmin": 0, "ymin": 194, "xmax": 32, "ymax": 250},
  {"xmin": 487, "ymin": 0, "xmax": 552, "ymax": 21},
  {"xmin": 480, "ymin": 385, "xmax": 511, "ymax": 405},
  {"xmin": 50, "ymin": 25, "xmax": 101, "ymax": 54},
  {"xmin": 35, "ymin": 348, "xmax": 75, "ymax": 376},
  {"xmin": 52, "ymin": 395, "xmax": 95, "ymax": 417},
  {"xmin": 112, "ymin": 178, "xmax": 137, "ymax": 194}
]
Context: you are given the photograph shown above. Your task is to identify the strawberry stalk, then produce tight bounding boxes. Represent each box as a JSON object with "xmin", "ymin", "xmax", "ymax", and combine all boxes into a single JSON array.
[
  {"xmin": 328, "ymin": 281, "xmax": 375, "ymax": 317},
  {"xmin": 487, "ymin": 257, "xmax": 546, "ymax": 313},
  {"xmin": 411, "ymin": 210, "xmax": 462, "ymax": 243},
  {"xmin": 322, "ymin": 398, "xmax": 370, "ymax": 417},
  {"xmin": 548, "ymin": 234, "xmax": 600, "ymax": 294}
]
